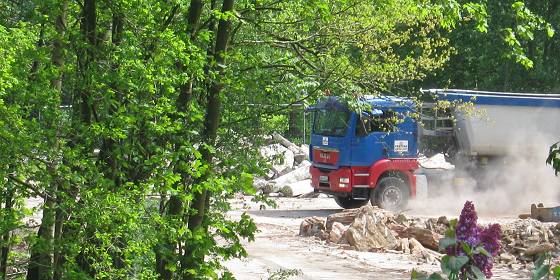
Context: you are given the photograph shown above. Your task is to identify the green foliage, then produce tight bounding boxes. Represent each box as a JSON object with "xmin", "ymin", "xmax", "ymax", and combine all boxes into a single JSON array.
[
  {"xmin": 547, "ymin": 142, "xmax": 560, "ymax": 176},
  {"xmin": 428, "ymin": 0, "xmax": 559, "ymax": 92},
  {"xmin": 531, "ymin": 253, "xmax": 560, "ymax": 280},
  {"xmin": 267, "ymin": 268, "xmax": 302, "ymax": 280}
]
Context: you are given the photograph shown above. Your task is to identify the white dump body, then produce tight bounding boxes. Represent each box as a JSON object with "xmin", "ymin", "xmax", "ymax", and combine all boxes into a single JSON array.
[
  {"xmin": 455, "ymin": 105, "xmax": 560, "ymax": 157},
  {"xmin": 429, "ymin": 89, "xmax": 560, "ymax": 158}
]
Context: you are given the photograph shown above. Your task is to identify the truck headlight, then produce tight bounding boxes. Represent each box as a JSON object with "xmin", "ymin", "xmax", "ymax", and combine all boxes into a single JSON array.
[{"xmin": 339, "ymin": 178, "xmax": 349, "ymax": 183}]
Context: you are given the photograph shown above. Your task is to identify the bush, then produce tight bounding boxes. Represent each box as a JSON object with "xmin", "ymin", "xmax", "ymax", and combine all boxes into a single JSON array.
[{"xmin": 412, "ymin": 201, "xmax": 501, "ymax": 280}]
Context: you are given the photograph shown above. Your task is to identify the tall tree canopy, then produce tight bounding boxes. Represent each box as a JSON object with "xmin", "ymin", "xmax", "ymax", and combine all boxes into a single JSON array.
[{"xmin": 427, "ymin": 0, "xmax": 558, "ymax": 92}]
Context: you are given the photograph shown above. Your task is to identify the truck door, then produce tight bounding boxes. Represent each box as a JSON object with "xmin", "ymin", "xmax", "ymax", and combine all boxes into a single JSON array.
[
  {"xmin": 382, "ymin": 109, "xmax": 417, "ymax": 158},
  {"xmin": 351, "ymin": 110, "xmax": 386, "ymax": 166}
]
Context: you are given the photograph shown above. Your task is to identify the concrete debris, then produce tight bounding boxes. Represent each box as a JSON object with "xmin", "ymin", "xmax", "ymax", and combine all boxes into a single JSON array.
[
  {"xmin": 390, "ymin": 225, "xmax": 440, "ymax": 251},
  {"xmin": 272, "ymin": 132, "xmax": 308, "ymax": 164},
  {"xmin": 328, "ymin": 222, "xmax": 347, "ymax": 243},
  {"xmin": 260, "ymin": 144, "xmax": 294, "ymax": 176},
  {"xmin": 299, "ymin": 191, "xmax": 320, "ymax": 198},
  {"xmin": 325, "ymin": 208, "xmax": 361, "ymax": 231},
  {"xmin": 299, "ymin": 216, "xmax": 326, "ymax": 238},
  {"xmin": 271, "ymin": 161, "xmax": 311, "ymax": 188},
  {"xmin": 344, "ymin": 206, "xmax": 398, "ymax": 251},
  {"xmin": 399, "ymin": 238, "xmax": 411, "ymax": 254},
  {"xmin": 531, "ymin": 203, "xmax": 560, "ymax": 223},
  {"xmin": 256, "ymin": 133, "xmax": 313, "ymax": 198},
  {"xmin": 285, "ymin": 179, "xmax": 313, "ymax": 197},
  {"xmin": 492, "ymin": 218, "xmax": 560, "ymax": 269},
  {"xmin": 298, "ymin": 205, "xmax": 560, "ymax": 268},
  {"xmin": 524, "ymin": 243, "xmax": 555, "ymax": 257}
]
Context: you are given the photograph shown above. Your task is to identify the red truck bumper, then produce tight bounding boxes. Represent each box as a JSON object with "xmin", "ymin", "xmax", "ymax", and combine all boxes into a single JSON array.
[{"xmin": 310, "ymin": 165, "xmax": 353, "ymax": 193}]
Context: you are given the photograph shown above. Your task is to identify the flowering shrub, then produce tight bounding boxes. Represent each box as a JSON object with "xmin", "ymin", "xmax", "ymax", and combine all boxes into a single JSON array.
[{"xmin": 412, "ymin": 201, "xmax": 502, "ymax": 280}]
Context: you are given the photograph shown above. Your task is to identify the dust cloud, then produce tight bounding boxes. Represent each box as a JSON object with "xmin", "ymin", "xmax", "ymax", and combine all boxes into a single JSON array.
[{"xmin": 409, "ymin": 133, "xmax": 560, "ymax": 218}]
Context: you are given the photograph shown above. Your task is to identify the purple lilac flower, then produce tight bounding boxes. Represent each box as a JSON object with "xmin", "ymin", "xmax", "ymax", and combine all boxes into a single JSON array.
[
  {"xmin": 450, "ymin": 201, "xmax": 502, "ymax": 279},
  {"xmin": 474, "ymin": 253, "xmax": 494, "ymax": 278},
  {"xmin": 456, "ymin": 201, "xmax": 480, "ymax": 247},
  {"xmin": 480, "ymin": 223, "xmax": 502, "ymax": 256}
]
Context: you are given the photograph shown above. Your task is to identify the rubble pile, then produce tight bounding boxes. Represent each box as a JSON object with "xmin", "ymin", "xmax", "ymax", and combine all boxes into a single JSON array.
[
  {"xmin": 299, "ymin": 205, "xmax": 444, "ymax": 264},
  {"xmin": 299, "ymin": 205, "xmax": 560, "ymax": 268},
  {"xmin": 498, "ymin": 219, "xmax": 560, "ymax": 269},
  {"xmin": 256, "ymin": 132, "xmax": 313, "ymax": 197}
]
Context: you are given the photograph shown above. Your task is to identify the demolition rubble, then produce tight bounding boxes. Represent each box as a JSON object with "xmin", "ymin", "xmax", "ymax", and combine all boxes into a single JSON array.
[
  {"xmin": 256, "ymin": 132, "xmax": 314, "ymax": 197},
  {"xmin": 299, "ymin": 205, "xmax": 560, "ymax": 270}
]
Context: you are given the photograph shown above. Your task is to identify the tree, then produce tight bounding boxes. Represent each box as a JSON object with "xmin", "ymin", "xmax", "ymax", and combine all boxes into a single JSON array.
[{"xmin": 425, "ymin": 0, "xmax": 557, "ymax": 93}]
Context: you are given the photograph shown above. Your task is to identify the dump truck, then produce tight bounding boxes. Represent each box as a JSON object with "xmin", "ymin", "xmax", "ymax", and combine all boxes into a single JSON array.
[{"xmin": 308, "ymin": 89, "xmax": 560, "ymax": 209}]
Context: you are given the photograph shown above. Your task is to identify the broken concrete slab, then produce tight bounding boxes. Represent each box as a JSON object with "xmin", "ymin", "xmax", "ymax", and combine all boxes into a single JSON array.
[
  {"xmin": 271, "ymin": 160, "xmax": 311, "ymax": 187},
  {"xmin": 344, "ymin": 205, "xmax": 398, "ymax": 251},
  {"xmin": 272, "ymin": 132, "xmax": 307, "ymax": 164},
  {"xmin": 299, "ymin": 216, "xmax": 326, "ymax": 238},
  {"xmin": 391, "ymin": 225, "xmax": 440, "ymax": 251},
  {"xmin": 325, "ymin": 208, "xmax": 360, "ymax": 231},
  {"xmin": 328, "ymin": 222, "xmax": 347, "ymax": 243},
  {"xmin": 260, "ymin": 144, "xmax": 295, "ymax": 176}
]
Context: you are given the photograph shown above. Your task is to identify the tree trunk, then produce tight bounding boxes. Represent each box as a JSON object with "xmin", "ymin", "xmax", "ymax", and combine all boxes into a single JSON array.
[
  {"xmin": 157, "ymin": 196, "xmax": 183, "ymax": 280},
  {"xmin": 26, "ymin": 195, "xmax": 55, "ymax": 280},
  {"xmin": 78, "ymin": 0, "xmax": 96, "ymax": 124},
  {"xmin": 0, "ymin": 186, "xmax": 14, "ymax": 280},
  {"xmin": 27, "ymin": 2, "xmax": 69, "ymax": 279},
  {"xmin": 183, "ymin": 1, "xmax": 234, "ymax": 278},
  {"xmin": 189, "ymin": 0, "xmax": 234, "ymax": 237},
  {"xmin": 177, "ymin": 0, "xmax": 205, "ymax": 111},
  {"xmin": 287, "ymin": 108, "xmax": 301, "ymax": 137},
  {"xmin": 29, "ymin": 23, "xmax": 45, "ymax": 81},
  {"xmin": 156, "ymin": 1, "xmax": 206, "ymax": 279}
]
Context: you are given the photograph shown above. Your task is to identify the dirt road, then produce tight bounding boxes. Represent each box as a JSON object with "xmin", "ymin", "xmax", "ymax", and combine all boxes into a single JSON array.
[{"xmin": 225, "ymin": 197, "xmax": 531, "ymax": 280}]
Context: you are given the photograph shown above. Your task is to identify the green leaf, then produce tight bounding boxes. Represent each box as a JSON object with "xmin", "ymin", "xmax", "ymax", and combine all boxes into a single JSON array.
[
  {"xmin": 471, "ymin": 266, "xmax": 487, "ymax": 280},
  {"xmin": 411, "ymin": 269, "xmax": 428, "ymax": 280},
  {"xmin": 512, "ymin": 1, "xmax": 524, "ymax": 11},
  {"xmin": 532, "ymin": 264, "xmax": 550, "ymax": 280},
  {"xmin": 442, "ymin": 255, "xmax": 469, "ymax": 274},
  {"xmin": 427, "ymin": 273, "xmax": 445, "ymax": 280},
  {"xmin": 546, "ymin": 24, "xmax": 555, "ymax": 38},
  {"xmin": 449, "ymin": 219, "xmax": 458, "ymax": 230},
  {"xmin": 461, "ymin": 241, "xmax": 472, "ymax": 257},
  {"xmin": 535, "ymin": 253, "xmax": 548, "ymax": 268},
  {"xmin": 552, "ymin": 266, "xmax": 560, "ymax": 278},
  {"xmin": 474, "ymin": 246, "xmax": 490, "ymax": 257},
  {"xmin": 439, "ymin": 237, "xmax": 457, "ymax": 251}
]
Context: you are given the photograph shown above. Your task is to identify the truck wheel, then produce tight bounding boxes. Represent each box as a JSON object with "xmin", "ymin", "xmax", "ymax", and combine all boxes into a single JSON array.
[
  {"xmin": 373, "ymin": 176, "xmax": 409, "ymax": 211},
  {"xmin": 334, "ymin": 196, "xmax": 369, "ymax": 209}
]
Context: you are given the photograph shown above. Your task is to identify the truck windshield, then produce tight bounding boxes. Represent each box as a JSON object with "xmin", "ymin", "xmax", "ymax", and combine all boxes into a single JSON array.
[{"xmin": 313, "ymin": 109, "xmax": 350, "ymax": 137}]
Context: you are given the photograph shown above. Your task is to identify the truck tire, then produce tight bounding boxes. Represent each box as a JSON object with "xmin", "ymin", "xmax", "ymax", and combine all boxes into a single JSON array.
[
  {"xmin": 334, "ymin": 196, "xmax": 369, "ymax": 209},
  {"xmin": 373, "ymin": 176, "xmax": 409, "ymax": 211}
]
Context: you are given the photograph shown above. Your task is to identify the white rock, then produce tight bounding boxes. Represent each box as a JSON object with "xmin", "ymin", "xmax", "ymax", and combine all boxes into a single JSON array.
[
  {"xmin": 287, "ymin": 179, "xmax": 313, "ymax": 197},
  {"xmin": 271, "ymin": 160, "xmax": 311, "ymax": 186},
  {"xmin": 260, "ymin": 144, "xmax": 295, "ymax": 175},
  {"xmin": 418, "ymin": 153, "xmax": 454, "ymax": 170},
  {"xmin": 344, "ymin": 205, "xmax": 398, "ymax": 251}
]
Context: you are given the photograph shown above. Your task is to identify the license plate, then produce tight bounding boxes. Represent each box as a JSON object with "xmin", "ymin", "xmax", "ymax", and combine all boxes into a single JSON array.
[
  {"xmin": 319, "ymin": 175, "xmax": 328, "ymax": 182},
  {"xmin": 319, "ymin": 152, "xmax": 330, "ymax": 160}
]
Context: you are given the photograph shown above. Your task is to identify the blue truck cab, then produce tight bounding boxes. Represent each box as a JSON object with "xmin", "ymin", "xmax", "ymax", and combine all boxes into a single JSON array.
[{"xmin": 308, "ymin": 95, "xmax": 420, "ymax": 210}]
